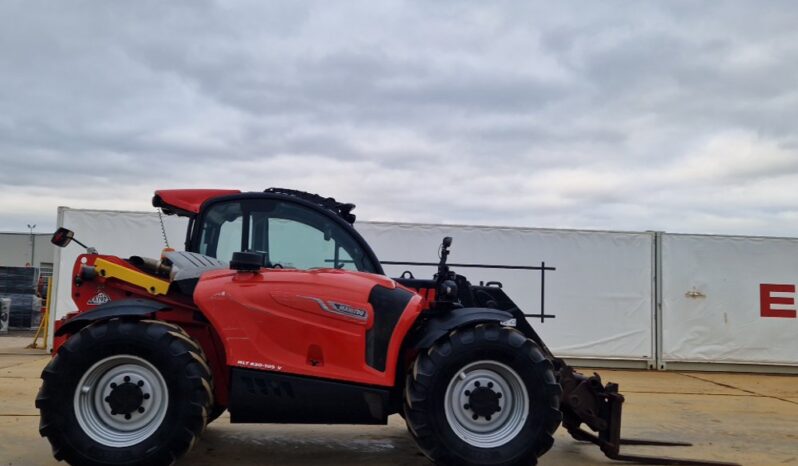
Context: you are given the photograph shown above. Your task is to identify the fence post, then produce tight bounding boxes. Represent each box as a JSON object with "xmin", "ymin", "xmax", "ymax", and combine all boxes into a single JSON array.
[{"xmin": 654, "ymin": 231, "xmax": 665, "ymax": 370}]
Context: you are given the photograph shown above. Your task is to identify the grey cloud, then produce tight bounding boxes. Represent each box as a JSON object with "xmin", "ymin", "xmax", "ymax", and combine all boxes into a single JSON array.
[{"xmin": 2, "ymin": 1, "xmax": 798, "ymax": 237}]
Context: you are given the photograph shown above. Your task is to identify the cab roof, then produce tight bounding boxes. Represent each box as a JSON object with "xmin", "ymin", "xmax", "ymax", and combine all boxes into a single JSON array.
[
  {"xmin": 153, "ymin": 189, "xmax": 241, "ymax": 216},
  {"xmin": 153, "ymin": 188, "xmax": 357, "ymax": 223}
]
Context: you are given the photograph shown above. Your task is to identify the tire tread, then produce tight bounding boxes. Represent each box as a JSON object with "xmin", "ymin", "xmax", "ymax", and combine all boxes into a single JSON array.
[
  {"xmin": 403, "ymin": 325, "xmax": 562, "ymax": 466},
  {"xmin": 37, "ymin": 320, "xmax": 213, "ymax": 466}
]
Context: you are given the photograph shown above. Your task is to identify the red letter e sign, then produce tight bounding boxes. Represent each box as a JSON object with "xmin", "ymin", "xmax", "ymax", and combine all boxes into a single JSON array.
[{"xmin": 760, "ymin": 284, "xmax": 797, "ymax": 318}]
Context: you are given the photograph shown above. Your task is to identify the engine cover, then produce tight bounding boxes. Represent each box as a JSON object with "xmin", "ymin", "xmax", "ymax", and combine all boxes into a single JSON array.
[{"xmin": 193, "ymin": 267, "xmax": 423, "ymax": 387}]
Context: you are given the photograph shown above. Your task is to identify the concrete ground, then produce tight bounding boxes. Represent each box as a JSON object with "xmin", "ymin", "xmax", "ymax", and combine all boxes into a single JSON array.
[{"xmin": 0, "ymin": 333, "xmax": 795, "ymax": 466}]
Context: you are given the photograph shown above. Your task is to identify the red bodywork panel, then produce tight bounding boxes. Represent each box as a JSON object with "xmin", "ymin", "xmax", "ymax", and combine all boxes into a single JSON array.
[
  {"xmin": 194, "ymin": 268, "xmax": 424, "ymax": 387},
  {"xmin": 54, "ymin": 253, "xmax": 425, "ymax": 406},
  {"xmin": 154, "ymin": 189, "xmax": 240, "ymax": 216}
]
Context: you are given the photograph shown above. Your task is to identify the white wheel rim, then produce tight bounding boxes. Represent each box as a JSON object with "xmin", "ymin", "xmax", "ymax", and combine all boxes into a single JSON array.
[
  {"xmin": 444, "ymin": 360, "xmax": 529, "ymax": 448},
  {"xmin": 74, "ymin": 355, "xmax": 169, "ymax": 447}
]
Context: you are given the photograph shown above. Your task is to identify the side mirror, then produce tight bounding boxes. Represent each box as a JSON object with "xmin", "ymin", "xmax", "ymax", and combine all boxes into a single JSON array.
[
  {"xmin": 442, "ymin": 236, "xmax": 453, "ymax": 248},
  {"xmin": 51, "ymin": 228, "xmax": 74, "ymax": 247}
]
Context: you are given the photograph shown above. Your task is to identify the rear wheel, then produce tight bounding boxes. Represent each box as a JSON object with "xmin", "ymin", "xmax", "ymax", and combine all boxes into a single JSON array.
[
  {"xmin": 404, "ymin": 324, "xmax": 562, "ymax": 466},
  {"xmin": 36, "ymin": 319, "xmax": 212, "ymax": 466}
]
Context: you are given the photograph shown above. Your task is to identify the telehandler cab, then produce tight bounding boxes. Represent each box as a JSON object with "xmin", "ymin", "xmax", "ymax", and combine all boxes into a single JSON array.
[{"xmin": 38, "ymin": 188, "xmax": 736, "ymax": 466}]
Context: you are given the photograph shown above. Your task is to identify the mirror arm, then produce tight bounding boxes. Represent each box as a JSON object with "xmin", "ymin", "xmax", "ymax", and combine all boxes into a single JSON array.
[
  {"xmin": 71, "ymin": 238, "xmax": 90, "ymax": 250},
  {"xmin": 70, "ymin": 237, "xmax": 98, "ymax": 254}
]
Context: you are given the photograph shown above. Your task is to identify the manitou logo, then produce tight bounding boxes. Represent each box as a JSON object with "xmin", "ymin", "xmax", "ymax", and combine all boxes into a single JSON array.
[
  {"xmin": 759, "ymin": 284, "xmax": 798, "ymax": 318},
  {"xmin": 87, "ymin": 292, "xmax": 111, "ymax": 306}
]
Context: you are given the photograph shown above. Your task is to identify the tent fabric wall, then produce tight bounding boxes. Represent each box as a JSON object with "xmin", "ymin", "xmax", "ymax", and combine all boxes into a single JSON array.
[
  {"xmin": 51, "ymin": 208, "xmax": 798, "ymax": 367},
  {"xmin": 661, "ymin": 234, "xmax": 798, "ymax": 366},
  {"xmin": 51, "ymin": 209, "xmax": 654, "ymax": 362},
  {"xmin": 358, "ymin": 222, "xmax": 654, "ymax": 361}
]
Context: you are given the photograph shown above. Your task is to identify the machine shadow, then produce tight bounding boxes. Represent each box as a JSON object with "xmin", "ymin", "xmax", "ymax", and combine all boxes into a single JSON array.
[{"xmin": 187, "ymin": 418, "xmax": 428, "ymax": 466}]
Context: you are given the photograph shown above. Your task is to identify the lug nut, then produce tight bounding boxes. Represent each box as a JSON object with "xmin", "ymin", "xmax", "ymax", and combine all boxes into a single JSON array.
[
  {"xmin": 143, "ymin": 393, "xmax": 151, "ymax": 400},
  {"xmin": 474, "ymin": 381, "xmax": 481, "ymax": 387},
  {"xmin": 472, "ymin": 414, "xmax": 478, "ymax": 420},
  {"xmin": 110, "ymin": 383, "xmax": 117, "ymax": 389},
  {"xmin": 465, "ymin": 390, "xmax": 471, "ymax": 396},
  {"xmin": 488, "ymin": 382, "xmax": 493, "ymax": 388},
  {"xmin": 497, "ymin": 406, "xmax": 502, "ymax": 411},
  {"xmin": 137, "ymin": 380, "xmax": 144, "ymax": 387},
  {"xmin": 138, "ymin": 407, "xmax": 145, "ymax": 413},
  {"xmin": 124, "ymin": 376, "xmax": 130, "ymax": 383},
  {"xmin": 125, "ymin": 414, "xmax": 131, "ymax": 420},
  {"xmin": 464, "ymin": 404, "xmax": 470, "ymax": 410},
  {"xmin": 111, "ymin": 410, "xmax": 117, "ymax": 415},
  {"xmin": 497, "ymin": 393, "xmax": 502, "ymax": 399},
  {"xmin": 105, "ymin": 396, "xmax": 111, "ymax": 402},
  {"xmin": 486, "ymin": 416, "xmax": 492, "ymax": 421}
]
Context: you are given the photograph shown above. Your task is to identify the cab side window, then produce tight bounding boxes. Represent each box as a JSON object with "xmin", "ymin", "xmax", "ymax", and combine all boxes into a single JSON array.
[{"xmin": 199, "ymin": 202, "xmax": 243, "ymax": 262}]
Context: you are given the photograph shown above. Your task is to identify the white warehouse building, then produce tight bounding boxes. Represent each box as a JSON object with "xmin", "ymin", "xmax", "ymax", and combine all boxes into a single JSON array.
[{"xmin": 0, "ymin": 232, "xmax": 55, "ymax": 276}]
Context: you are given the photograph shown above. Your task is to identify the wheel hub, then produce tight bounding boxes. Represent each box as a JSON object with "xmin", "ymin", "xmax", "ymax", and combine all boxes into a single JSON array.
[
  {"xmin": 444, "ymin": 361, "xmax": 530, "ymax": 448},
  {"xmin": 106, "ymin": 381, "xmax": 145, "ymax": 416},
  {"xmin": 74, "ymin": 356, "xmax": 168, "ymax": 448},
  {"xmin": 468, "ymin": 385, "xmax": 502, "ymax": 419}
]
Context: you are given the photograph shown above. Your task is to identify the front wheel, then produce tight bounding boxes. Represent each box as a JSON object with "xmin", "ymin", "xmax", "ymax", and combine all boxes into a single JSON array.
[
  {"xmin": 36, "ymin": 319, "xmax": 212, "ymax": 466},
  {"xmin": 404, "ymin": 324, "xmax": 562, "ymax": 466}
]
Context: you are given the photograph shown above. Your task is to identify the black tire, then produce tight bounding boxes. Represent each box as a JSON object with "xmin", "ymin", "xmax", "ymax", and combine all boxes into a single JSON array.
[
  {"xmin": 404, "ymin": 324, "xmax": 562, "ymax": 466},
  {"xmin": 208, "ymin": 405, "xmax": 227, "ymax": 424},
  {"xmin": 36, "ymin": 319, "xmax": 213, "ymax": 466},
  {"xmin": 142, "ymin": 320, "xmax": 227, "ymax": 425}
]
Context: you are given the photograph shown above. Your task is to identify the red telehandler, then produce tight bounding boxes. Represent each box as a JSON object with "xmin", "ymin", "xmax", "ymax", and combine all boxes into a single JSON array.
[{"xmin": 38, "ymin": 188, "xmax": 736, "ymax": 466}]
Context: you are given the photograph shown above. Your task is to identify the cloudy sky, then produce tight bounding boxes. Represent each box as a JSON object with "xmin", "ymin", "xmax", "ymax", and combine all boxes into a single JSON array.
[{"xmin": 1, "ymin": 1, "xmax": 797, "ymax": 236}]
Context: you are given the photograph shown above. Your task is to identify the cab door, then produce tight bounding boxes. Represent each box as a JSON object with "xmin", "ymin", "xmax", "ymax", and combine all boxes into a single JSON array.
[{"xmin": 193, "ymin": 196, "xmax": 390, "ymax": 382}]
